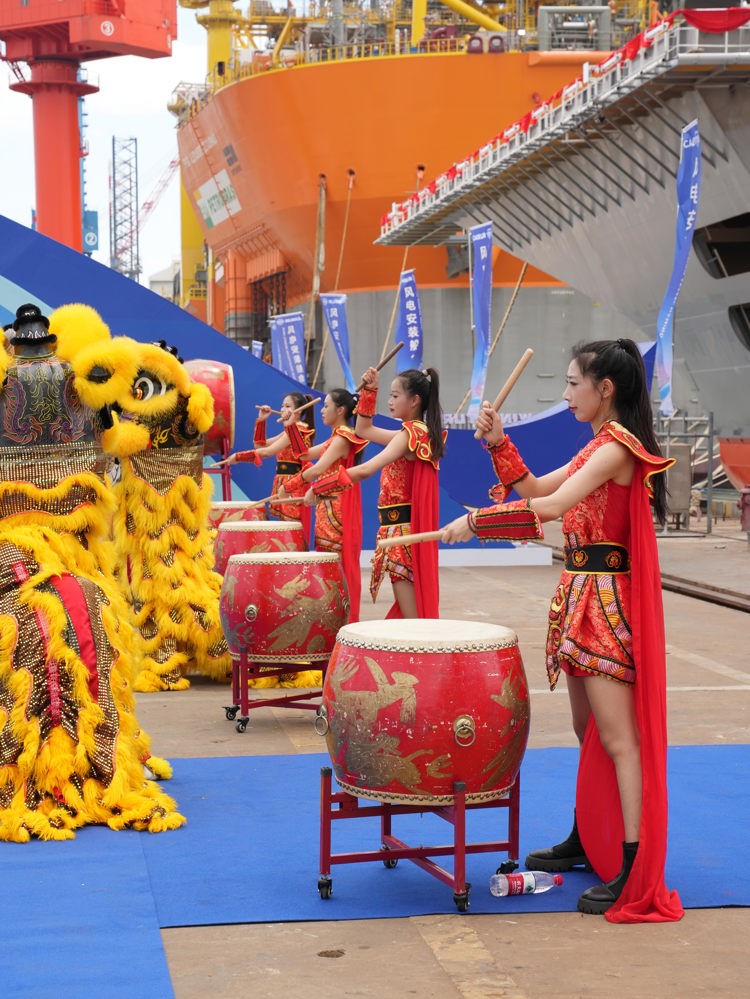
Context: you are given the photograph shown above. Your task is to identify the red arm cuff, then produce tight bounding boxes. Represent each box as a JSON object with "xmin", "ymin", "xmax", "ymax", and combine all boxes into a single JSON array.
[
  {"xmin": 485, "ymin": 436, "xmax": 530, "ymax": 501},
  {"xmin": 253, "ymin": 419, "xmax": 267, "ymax": 447},
  {"xmin": 282, "ymin": 467, "xmax": 311, "ymax": 496},
  {"xmin": 473, "ymin": 498, "xmax": 543, "ymax": 542},
  {"xmin": 235, "ymin": 449, "xmax": 262, "ymax": 466},
  {"xmin": 286, "ymin": 421, "xmax": 309, "ymax": 460},
  {"xmin": 312, "ymin": 467, "xmax": 353, "ymax": 497},
  {"xmin": 355, "ymin": 385, "xmax": 377, "ymax": 418}
]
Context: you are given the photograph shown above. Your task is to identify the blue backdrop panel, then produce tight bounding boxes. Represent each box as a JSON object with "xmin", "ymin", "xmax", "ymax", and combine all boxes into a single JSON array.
[{"xmin": 1, "ymin": 214, "xmax": 656, "ymax": 549}]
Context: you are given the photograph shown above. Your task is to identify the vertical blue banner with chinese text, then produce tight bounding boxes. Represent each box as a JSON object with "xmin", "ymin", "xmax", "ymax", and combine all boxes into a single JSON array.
[
  {"xmin": 656, "ymin": 120, "xmax": 701, "ymax": 416},
  {"xmin": 270, "ymin": 312, "xmax": 308, "ymax": 386},
  {"xmin": 395, "ymin": 270, "xmax": 424, "ymax": 372},
  {"xmin": 320, "ymin": 293, "xmax": 356, "ymax": 392},
  {"xmin": 467, "ymin": 222, "xmax": 493, "ymax": 422}
]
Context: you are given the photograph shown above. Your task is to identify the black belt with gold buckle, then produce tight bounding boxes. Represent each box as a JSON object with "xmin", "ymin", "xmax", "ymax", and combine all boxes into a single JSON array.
[
  {"xmin": 378, "ymin": 503, "xmax": 411, "ymax": 526},
  {"xmin": 276, "ymin": 460, "xmax": 301, "ymax": 475},
  {"xmin": 564, "ymin": 543, "xmax": 630, "ymax": 573}
]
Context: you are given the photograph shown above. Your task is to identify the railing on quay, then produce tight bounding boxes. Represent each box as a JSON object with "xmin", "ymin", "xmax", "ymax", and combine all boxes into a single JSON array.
[{"xmin": 378, "ymin": 19, "xmax": 750, "ymax": 240}]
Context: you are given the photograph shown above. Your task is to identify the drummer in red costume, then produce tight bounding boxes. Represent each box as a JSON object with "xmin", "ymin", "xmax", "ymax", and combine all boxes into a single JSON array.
[
  {"xmin": 278, "ymin": 388, "xmax": 368, "ymax": 621},
  {"xmin": 223, "ymin": 391, "xmax": 315, "ymax": 533},
  {"xmin": 442, "ymin": 338, "xmax": 683, "ymax": 924},
  {"xmin": 340, "ymin": 366, "xmax": 446, "ymax": 619}
]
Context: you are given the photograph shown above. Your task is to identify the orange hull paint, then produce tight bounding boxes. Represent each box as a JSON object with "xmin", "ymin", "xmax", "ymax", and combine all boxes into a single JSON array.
[
  {"xmin": 719, "ymin": 439, "xmax": 750, "ymax": 492},
  {"xmin": 177, "ymin": 52, "xmax": 592, "ymax": 305}
]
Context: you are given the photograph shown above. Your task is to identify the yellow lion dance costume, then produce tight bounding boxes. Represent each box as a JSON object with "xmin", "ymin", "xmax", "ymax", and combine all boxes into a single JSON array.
[
  {"xmin": 0, "ymin": 304, "xmax": 183, "ymax": 841},
  {"xmin": 49, "ymin": 309, "xmax": 232, "ymax": 693}
]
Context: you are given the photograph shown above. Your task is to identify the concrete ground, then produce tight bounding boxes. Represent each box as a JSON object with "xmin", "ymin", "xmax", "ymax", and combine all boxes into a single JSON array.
[{"xmin": 134, "ymin": 521, "xmax": 749, "ymax": 999}]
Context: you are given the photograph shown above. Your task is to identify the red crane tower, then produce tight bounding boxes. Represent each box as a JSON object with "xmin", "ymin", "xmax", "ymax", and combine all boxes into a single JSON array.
[{"xmin": 0, "ymin": 2, "xmax": 177, "ymax": 252}]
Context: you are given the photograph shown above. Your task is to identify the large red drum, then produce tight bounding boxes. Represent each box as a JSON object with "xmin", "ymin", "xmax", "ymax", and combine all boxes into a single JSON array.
[
  {"xmin": 320, "ymin": 619, "xmax": 529, "ymax": 805},
  {"xmin": 184, "ymin": 359, "xmax": 235, "ymax": 454},
  {"xmin": 214, "ymin": 520, "xmax": 306, "ymax": 574},
  {"xmin": 219, "ymin": 551, "xmax": 350, "ymax": 664},
  {"xmin": 208, "ymin": 500, "xmax": 267, "ymax": 530}
]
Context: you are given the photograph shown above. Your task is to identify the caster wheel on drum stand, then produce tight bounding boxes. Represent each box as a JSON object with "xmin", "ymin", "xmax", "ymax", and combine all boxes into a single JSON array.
[
  {"xmin": 224, "ymin": 706, "xmax": 239, "ymax": 721},
  {"xmin": 380, "ymin": 846, "xmax": 398, "ymax": 869},
  {"xmin": 235, "ymin": 717, "xmax": 249, "ymax": 733},
  {"xmin": 497, "ymin": 860, "xmax": 519, "ymax": 875},
  {"xmin": 318, "ymin": 876, "xmax": 333, "ymax": 899},
  {"xmin": 453, "ymin": 890, "xmax": 471, "ymax": 912}
]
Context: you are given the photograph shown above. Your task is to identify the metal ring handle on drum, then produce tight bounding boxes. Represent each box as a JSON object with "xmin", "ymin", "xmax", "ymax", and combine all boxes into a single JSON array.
[
  {"xmin": 453, "ymin": 714, "xmax": 476, "ymax": 748},
  {"xmin": 313, "ymin": 705, "xmax": 329, "ymax": 736}
]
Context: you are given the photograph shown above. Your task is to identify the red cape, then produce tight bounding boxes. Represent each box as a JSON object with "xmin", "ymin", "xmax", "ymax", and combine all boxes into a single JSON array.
[
  {"xmin": 385, "ymin": 423, "xmax": 442, "ymax": 619},
  {"xmin": 576, "ymin": 424, "xmax": 683, "ymax": 922},
  {"xmin": 337, "ymin": 427, "xmax": 366, "ymax": 623}
]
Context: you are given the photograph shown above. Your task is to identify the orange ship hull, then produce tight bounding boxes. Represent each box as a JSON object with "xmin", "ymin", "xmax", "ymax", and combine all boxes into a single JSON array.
[{"xmin": 177, "ymin": 51, "xmax": 599, "ymax": 315}]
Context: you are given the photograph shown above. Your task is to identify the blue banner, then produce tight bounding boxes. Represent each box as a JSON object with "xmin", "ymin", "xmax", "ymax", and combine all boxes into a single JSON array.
[
  {"xmin": 656, "ymin": 120, "xmax": 701, "ymax": 416},
  {"xmin": 270, "ymin": 312, "xmax": 308, "ymax": 386},
  {"xmin": 320, "ymin": 293, "xmax": 356, "ymax": 392},
  {"xmin": 251, "ymin": 339, "xmax": 264, "ymax": 359},
  {"xmin": 395, "ymin": 270, "xmax": 424, "ymax": 372},
  {"xmin": 467, "ymin": 222, "xmax": 493, "ymax": 422}
]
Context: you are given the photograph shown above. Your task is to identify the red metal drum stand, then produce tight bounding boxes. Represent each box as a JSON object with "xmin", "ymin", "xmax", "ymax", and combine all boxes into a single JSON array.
[
  {"xmin": 219, "ymin": 551, "xmax": 349, "ymax": 733},
  {"xmin": 224, "ymin": 651, "xmax": 325, "ymax": 732},
  {"xmin": 317, "ymin": 766, "xmax": 520, "ymax": 911}
]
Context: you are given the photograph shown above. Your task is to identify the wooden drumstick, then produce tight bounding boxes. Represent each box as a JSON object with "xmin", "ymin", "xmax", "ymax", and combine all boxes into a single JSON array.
[
  {"xmin": 256, "ymin": 405, "xmax": 282, "ymax": 415},
  {"xmin": 355, "ymin": 341, "xmax": 405, "ymax": 393},
  {"xmin": 277, "ymin": 396, "xmax": 323, "ymax": 421},
  {"xmin": 291, "ymin": 396, "xmax": 322, "ymax": 416},
  {"xmin": 377, "ymin": 529, "xmax": 444, "ymax": 549},
  {"xmin": 248, "ymin": 494, "xmax": 306, "ymax": 508},
  {"xmin": 473, "ymin": 348, "xmax": 535, "ymax": 440}
]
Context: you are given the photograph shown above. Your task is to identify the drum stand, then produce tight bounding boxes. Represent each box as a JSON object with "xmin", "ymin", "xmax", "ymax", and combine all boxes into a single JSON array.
[
  {"xmin": 224, "ymin": 649, "xmax": 324, "ymax": 732},
  {"xmin": 317, "ymin": 766, "xmax": 520, "ymax": 911},
  {"xmin": 206, "ymin": 438, "xmax": 234, "ymax": 500}
]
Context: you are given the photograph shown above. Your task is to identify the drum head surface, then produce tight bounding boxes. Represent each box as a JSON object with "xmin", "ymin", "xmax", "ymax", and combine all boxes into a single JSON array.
[
  {"xmin": 227, "ymin": 551, "xmax": 340, "ymax": 565},
  {"xmin": 337, "ymin": 618, "xmax": 517, "ymax": 650},
  {"xmin": 218, "ymin": 520, "xmax": 303, "ymax": 533}
]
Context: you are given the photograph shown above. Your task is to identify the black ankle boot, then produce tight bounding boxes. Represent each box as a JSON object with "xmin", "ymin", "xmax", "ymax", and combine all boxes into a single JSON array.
[
  {"xmin": 524, "ymin": 810, "xmax": 590, "ymax": 872},
  {"xmin": 577, "ymin": 840, "xmax": 639, "ymax": 915}
]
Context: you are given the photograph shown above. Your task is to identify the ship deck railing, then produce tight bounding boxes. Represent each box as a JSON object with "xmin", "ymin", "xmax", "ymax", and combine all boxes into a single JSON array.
[{"xmin": 376, "ymin": 17, "xmax": 750, "ymax": 245}]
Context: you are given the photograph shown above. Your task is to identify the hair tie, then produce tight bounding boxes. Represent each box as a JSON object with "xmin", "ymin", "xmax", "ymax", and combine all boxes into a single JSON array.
[
  {"xmin": 617, "ymin": 338, "xmax": 626, "ymax": 348},
  {"xmin": 422, "ymin": 369, "xmax": 431, "ymax": 382}
]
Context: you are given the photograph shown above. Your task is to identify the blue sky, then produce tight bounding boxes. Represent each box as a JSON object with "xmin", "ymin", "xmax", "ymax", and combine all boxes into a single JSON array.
[{"xmin": 1, "ymin": 8, "xmax": 206, "ymax": 284}]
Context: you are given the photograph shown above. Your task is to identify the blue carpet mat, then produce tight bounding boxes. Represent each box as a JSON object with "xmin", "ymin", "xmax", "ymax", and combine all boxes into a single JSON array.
[
  {"xmin": 0, "ymin": 829, "xmax": 173, "ymax": 999},
  {"xmin": 1, "ymin": 745, "xmax": 746, "ymax": 997},
  {"xmin": 140, "ymin": 744, "xmax": 748, "ymax": 926}
]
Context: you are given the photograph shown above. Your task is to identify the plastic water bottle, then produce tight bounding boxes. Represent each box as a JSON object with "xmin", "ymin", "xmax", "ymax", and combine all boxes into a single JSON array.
[{"xmin": 489, "ymin": 871, "xmax": 563, "ymax": 896}]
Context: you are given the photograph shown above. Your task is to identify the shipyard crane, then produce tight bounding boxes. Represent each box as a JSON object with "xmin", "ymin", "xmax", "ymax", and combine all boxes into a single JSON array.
[
  {"xmin": 111, "ymin": 151, "xmax": 180, "ymax": 280},
  {"xmin": 0, "ymin": 2, "xmax": 177, "ymax": 252}
]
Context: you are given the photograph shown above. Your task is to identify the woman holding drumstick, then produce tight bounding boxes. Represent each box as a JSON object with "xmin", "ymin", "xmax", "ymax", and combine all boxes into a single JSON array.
[
  {"xmin": 441, "ymin": 338, "xmax": 682, "ymax": 924},
  {"xmin": 279, "ymin": 388, "xmax": 368, "ymax": 621},
  {"xmin": 340, "ymin": 364, "xmax": 446, "ymax": 620},
  {"xmin": 222, "ymin": 391, "xmax": 316, "ymax": 529}
]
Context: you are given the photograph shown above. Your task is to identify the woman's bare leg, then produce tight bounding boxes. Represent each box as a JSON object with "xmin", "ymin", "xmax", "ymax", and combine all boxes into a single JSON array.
[
  {"xmin": 566, "ymin": 674, "xmax": 592, "ymax": 748},
  {"xmin": 584, "ymin": 676, "xmax": 642, "ymax": 841},
  {"xmin": 391, "ymin": 579, "xmax": 418, "ymax": 618}
]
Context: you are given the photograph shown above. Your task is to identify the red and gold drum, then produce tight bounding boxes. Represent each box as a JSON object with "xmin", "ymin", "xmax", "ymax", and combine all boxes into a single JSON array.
[
  {"xmin": 320, "ymin": 619, "xmax": 529, "ymax": 805},
  {"xmin": 219, "ymin": 551, "xmax": 350, "ymax": 664},
  {"xmin": 214, "ymin": 519, "xmax": 306, "ymax": 574},
  {"xmin": 184, "ymin": 359, "xmax": 235, "ymax": 454},
  {"xmin": 208, "ymin": 500, "xmax": 267, "ymax": 530}
]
